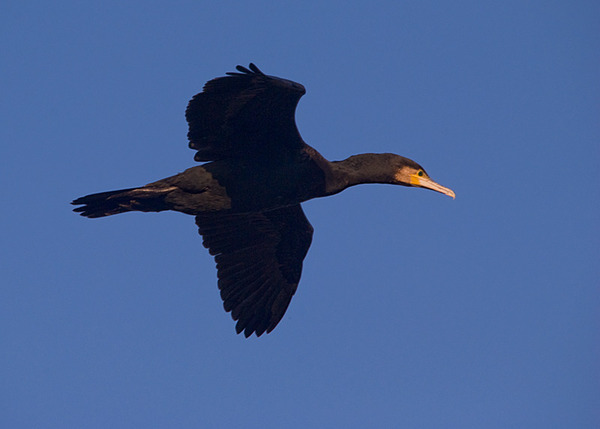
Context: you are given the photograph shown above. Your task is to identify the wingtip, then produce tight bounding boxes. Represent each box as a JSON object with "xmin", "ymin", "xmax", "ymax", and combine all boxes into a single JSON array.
[
  {"xmin": 234, "ymin": 318, "xmax": 269, "ymax": 338},
  {"xmin": 230, "ymin": 63, "xmax": 264, "ymax": 77},
  {"xmin": 248, "ymin": 63, "xmax": 264, "ymax": 75}
]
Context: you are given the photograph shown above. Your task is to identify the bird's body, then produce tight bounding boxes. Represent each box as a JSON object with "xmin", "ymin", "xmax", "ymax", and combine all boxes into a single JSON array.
[{"xmin": 73, "ymin": 64, "xmax": 454, "ymax": 337}]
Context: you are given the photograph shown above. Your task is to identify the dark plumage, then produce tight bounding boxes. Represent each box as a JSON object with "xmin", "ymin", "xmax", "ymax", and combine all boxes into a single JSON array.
[{"xmin": 72, "ymin": 64, "xmax": 455, "ymax": 337}]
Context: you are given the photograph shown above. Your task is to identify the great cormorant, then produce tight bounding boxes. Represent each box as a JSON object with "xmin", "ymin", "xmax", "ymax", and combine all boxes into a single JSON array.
[{"xmin": 72, "ymin": 64, "xmax": 455, "ymax": 337}]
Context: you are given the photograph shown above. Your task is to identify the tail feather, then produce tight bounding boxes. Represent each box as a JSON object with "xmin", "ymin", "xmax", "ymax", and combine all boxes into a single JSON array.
[{"xmin": 71, "ymin": 186, "xmax": 175, "ymax": 218}]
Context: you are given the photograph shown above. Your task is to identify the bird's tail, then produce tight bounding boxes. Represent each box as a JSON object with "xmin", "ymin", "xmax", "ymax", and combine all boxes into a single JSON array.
[{"xmin": 71, "ymin": 186, "xmax": 176, "ymax": 218}]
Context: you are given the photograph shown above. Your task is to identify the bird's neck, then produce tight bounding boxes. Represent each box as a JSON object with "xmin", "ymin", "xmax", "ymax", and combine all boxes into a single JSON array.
[{"xmin": 326, "ymin": 154, "xmax": 395, "ymax": 195}]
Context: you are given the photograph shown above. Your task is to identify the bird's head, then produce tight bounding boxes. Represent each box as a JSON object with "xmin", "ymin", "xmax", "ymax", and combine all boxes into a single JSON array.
[
  {"xmin": 392, "ymin": 156, "xmax": 455, "ymax": 198},
  {"xmin": 329, "ymin": 153, "xmax": 455, "ymax": 198}
]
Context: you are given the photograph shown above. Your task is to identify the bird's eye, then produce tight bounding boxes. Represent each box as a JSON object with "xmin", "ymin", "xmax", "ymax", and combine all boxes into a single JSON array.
[{"xmin": 417, "ymin": 170, "xmax": 424, "ymax": 177}]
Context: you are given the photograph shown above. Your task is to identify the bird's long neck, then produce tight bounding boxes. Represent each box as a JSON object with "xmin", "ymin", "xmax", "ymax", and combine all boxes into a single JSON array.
[{"xmin": 325, "ymin": 154, "xmax": 397, "ymax": 195}]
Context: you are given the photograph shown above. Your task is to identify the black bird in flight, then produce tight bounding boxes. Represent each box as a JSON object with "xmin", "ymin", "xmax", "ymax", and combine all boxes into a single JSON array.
[{"xmin": 72, "ymin": 64, "xmax": 455, "ymax": 337}]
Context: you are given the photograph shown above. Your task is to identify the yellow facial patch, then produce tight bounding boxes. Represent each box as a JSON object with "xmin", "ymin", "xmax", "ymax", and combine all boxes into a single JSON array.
[
  {"xmin": 409, "ymin": 173, "xmax": 423, "ymax": 186},
  {"xmin": 394, "ymin": 169, "xmax": 422, "ymax": 184}
]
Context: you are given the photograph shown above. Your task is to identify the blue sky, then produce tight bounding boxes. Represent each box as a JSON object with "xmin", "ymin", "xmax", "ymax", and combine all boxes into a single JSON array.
[{"xmin": 1, "ymin": 1, "xmax": 598, "ymax": 427}]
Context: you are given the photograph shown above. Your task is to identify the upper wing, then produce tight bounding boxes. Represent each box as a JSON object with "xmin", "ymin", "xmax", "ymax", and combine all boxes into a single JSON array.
[
  {"xmin": 186, "ymin": 64, "xmax": 307, "ymax": 162},
  {"xmin": 196, "ymin": 205, "xmax": 314, "ymax": 337}
]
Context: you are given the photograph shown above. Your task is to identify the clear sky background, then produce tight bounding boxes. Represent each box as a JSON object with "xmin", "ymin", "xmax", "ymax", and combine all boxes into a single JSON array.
[{"xmin": 1, "ymin": 1, "xmax": 598, "ymax": 428}]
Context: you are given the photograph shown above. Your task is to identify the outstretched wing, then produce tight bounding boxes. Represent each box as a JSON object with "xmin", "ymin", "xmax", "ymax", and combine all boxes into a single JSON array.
[
  {"xmin": 196, "ymin": 205, "xmax": 314, "ymax": 337},
  {"xmin": 186, "ymin": 63, "xmax": 307, "ymax": 162}
]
